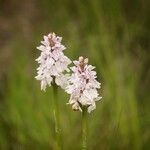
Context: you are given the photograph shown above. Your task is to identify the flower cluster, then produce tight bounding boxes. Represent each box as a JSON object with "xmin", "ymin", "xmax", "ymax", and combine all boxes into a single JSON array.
[
  {"xmin": 66, "ymin": 56, "xmax": 102, "ymax": 113},
  {"xmin": 35, "ymin": 33, "xmax": 71, "ymax": 91},
  {"xmin": 35, "ymin": 32, "xmax": 102, "ymax": 113}
]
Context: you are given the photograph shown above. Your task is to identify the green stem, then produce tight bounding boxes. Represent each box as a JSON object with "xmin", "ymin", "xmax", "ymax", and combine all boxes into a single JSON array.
[
  {"xmin": 53, "ymin": 83, "xmax": 62, "ymax": 150},
  {"xmin": 82, "ymin": 107, "xmax": 88, "ymax": 150}
]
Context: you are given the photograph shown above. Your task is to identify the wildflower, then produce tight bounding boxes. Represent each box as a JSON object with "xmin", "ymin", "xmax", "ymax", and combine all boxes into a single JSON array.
[
  {"xmin": 35, "ymin": 32, "xmax": 71, "ymax": 90},
  {"xmin": 66, "ymin": 56, "xmax": 102, "ymax": 113}
]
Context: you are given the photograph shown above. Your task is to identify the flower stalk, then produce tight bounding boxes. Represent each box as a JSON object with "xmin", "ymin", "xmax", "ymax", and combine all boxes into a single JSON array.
[
  {"xmin": 82, "ymin": 107, "xmax": 88, "ymax": 150},
  {"xmin": 35, "ymin": 33, "xmax": 71, "ymax": 150},
  {"xmin": 52, "ymin": 82, "xmax": 62, "ymax": 150}
]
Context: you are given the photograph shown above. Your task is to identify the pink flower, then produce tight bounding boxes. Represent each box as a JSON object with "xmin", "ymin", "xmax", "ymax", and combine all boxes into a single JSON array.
[
  {"xmin": 35, "ymin": 33, "xmax": 71, "ymax": 91},
  {"xmin": 66, "ymin": 56, "xmax": 102, "ymax": 113}
]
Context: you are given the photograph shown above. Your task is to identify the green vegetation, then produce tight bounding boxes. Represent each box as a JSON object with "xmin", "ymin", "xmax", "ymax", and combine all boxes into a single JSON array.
[{"xmin": 0, "ymin": 0, "xmax": 149, "ymax": 149}]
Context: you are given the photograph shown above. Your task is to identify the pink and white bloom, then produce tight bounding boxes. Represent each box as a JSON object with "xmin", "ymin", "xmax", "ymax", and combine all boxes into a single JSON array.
[
  {"xmin": 66, "ymin": 56, "xmax": 102, "ymax": 113},
  {"xmin": 35, "ymin": 32, "xmax": 71, "ymax": 91}
]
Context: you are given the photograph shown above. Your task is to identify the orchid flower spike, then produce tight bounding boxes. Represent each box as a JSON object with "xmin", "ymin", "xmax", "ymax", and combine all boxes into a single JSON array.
[
  {"xmin": 35, "ymin": 32, "xmax": 71, "ymax": 91},
  {"xmin": 66, "ymin": 56, "xmax": 102, "ymax": 113}
]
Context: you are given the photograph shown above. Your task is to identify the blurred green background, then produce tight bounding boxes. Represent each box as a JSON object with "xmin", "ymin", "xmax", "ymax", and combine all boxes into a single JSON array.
[{"xmin": 0, "ymin": 0, "xmax": 150, "ymax": 149}]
